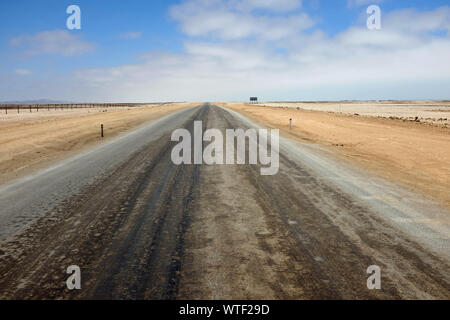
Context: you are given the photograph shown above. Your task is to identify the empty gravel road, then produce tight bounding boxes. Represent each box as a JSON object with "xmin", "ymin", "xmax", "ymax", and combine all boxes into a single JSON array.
[{"xmin": 0, "ymin": 104, "xmax": 448, "ymax": 299}]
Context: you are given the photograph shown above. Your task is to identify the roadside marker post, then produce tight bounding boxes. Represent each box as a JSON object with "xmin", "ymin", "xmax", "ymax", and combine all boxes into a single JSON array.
[
  {"xmin": 290, "ymin": 118, "xmax": 293, "ymax": 130},
  {"xmin": 101, "ymin": 124, "xmax": 104, "ymax": 138}
]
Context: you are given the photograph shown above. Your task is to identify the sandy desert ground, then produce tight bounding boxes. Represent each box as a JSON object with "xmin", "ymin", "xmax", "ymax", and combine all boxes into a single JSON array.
[
  {"xmin": 222, "ymin": 102, "xmax": 450, "ymax": 210},
  {"xmin": 256, "ymin": 101, "xmax": 450, "ymax": 126},
  {"xmin": 0, "ymin": 103, "xmax": 195, "ymax": 185}
]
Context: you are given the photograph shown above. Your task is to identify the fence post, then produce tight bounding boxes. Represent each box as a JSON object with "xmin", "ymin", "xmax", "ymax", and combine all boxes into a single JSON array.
[{"xmin": 101, "ymin": 124, "xmax": 104, "ymax": 138}]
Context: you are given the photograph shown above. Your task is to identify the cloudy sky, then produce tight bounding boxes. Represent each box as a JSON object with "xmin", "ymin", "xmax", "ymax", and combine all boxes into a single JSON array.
[{"xmin": 1, "ymin": 0, "xmax": 449, "ymax": 102}]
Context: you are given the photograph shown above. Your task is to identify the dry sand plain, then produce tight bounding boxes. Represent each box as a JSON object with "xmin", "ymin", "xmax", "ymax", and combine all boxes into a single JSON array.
[
  {"xmin": 0, "ymin": 103, "xmax": 195, "ymax": 185},
  {"xmin": 222, "ymin": 102, "xmax": 450, "ymax": 210},
  {"xmin": 256, "ymin": 101, "xmax": 450, "ymax": 126}
]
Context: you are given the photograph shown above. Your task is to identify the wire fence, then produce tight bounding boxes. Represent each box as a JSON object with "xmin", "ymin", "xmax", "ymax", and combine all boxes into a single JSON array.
[{"xmin": 0, "ymin": 103, "xmax": 172, "ymax": 115}]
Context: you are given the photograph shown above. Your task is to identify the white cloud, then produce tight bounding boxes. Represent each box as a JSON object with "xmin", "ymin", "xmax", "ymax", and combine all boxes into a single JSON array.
[
  {"xmin": 14, "ymin": 69, "xmax": 33, "ymax": 75},
  {"xmin": 347, "ymin": 0, "xmax": 382, "ymax": 9},
  {"xmin": 232, "ymin": 0, "xmax": 302, "ymax": 12},
  {"xmin": 2, "ymin": 4, "xmax": 450, "ymax": 101},
  {"xmin": 119, "ymin": 32, "xmax": 143, "ymax": 39},
  {"xmin": 172, "ymin": 0, "xmax": 302, "ymax": 13},
  {"xmin": 10, "ymin": 30, "xmax": 93, "ymax": 56},
  {"xmin": 170, "ymin": 0, "xmax": 313, "ymax": 40},
  {"xmin": 384, "ymin": 6, "xmax": 450, "ymax": 33}
]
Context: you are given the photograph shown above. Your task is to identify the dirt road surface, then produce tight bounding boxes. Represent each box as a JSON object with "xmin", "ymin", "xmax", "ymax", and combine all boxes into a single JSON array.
[{"xmin": 0, "ymin": 104, "xmax": 448, "ymax": 299}]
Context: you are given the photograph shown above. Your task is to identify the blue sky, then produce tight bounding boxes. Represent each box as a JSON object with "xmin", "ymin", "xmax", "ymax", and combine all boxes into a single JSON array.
[{"xmin": 1, "ymin": 0, "xmax": 449, "ymax": 102}]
